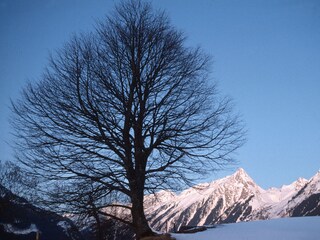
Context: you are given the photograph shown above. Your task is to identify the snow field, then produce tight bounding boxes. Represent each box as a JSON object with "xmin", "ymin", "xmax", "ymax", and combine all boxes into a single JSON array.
[{"xmin": 173, "ymin": 216, "xmax": 320, "ymax": 240}]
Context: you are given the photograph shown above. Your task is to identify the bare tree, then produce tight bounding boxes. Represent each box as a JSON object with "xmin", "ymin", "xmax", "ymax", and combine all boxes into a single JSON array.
[{"xmin": 11, "ymin": 1, "xmax": 244, "ymax": 239}]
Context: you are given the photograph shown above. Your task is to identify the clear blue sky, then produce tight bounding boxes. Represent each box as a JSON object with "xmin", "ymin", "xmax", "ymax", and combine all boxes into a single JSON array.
[{"xmin": 1, "ymin": 0, "xmax": 319, "ymax": 189}]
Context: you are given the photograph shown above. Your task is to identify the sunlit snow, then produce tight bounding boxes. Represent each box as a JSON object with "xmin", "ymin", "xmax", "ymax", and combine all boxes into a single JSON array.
[{"xmin": 173, "ymin": 216, "xmax": 320, "ymax": 240}]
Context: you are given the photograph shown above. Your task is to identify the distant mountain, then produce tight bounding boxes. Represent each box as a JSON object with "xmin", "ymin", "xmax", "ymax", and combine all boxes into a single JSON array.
[
  {"xmin": 144, "ymin": 168, "xmax": 320, "ymax": 232},
  {"xmin": 0, "ymin": 184, "xmax": 83, "ymax": 240}
]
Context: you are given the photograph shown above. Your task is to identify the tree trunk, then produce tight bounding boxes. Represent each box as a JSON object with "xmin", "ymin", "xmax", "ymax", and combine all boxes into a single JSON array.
[
  {"xmin": 93, "ymin": 211, "xmax": 103, "ymax": 240},
  {"xmin": 131, "ymin": 188, "xmax": 155, "ymax": 239}
]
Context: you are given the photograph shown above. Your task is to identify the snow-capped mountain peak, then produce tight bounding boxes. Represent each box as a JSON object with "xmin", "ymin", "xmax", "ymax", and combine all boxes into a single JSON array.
[
  {"xmin": 311, "ymin": 170, "xmax": 320, "ymax": 181},
  {"xmin": 296, "ymin": 177, "xmax": 308, "ymax": 185},
  {"xmin": 233, "ymin": 167, "xmax": 249, "ymax": 179},
  {"xmin": 229, "ymin": 168, "xmax": 256, "ymax": 185},
  {"xmin": 279, "ymin": 177, "xmax": 308, "ymax": 191}
]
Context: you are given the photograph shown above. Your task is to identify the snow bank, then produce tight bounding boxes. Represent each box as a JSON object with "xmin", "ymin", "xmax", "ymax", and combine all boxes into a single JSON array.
[{"xmin": 173, "ymin": 216, "xmax": 320, "ymax": 240}]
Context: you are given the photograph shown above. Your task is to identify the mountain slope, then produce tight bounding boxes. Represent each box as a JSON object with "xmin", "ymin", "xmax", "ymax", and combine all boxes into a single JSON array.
[
  {"xmin": 145, "ymin": 168, "xmax": 320, "ymax": 232},
  {"xmin": 0, "ymin": 184, "xmax": 83, "ymax": 240}
]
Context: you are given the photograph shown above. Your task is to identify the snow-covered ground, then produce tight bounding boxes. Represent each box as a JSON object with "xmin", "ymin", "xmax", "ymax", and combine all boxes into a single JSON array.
[{"xmin": 173, "ymin": 216, "xmax": 320, "ymax": 240}]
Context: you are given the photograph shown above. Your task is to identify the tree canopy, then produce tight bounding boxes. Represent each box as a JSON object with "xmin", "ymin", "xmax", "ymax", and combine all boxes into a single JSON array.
[{"xmin": 12, "ymin": 1, "xmax": 244, "ymax": 239}]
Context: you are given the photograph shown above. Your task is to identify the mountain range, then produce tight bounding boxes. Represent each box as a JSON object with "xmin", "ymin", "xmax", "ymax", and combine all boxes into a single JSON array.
[
  {"xmin": 1, "ymin": 168, "xmax": 319, "ymax": 239},
  {"xmin": 144, "ymin": 168, "xmax": 320, "ymax": 232}
]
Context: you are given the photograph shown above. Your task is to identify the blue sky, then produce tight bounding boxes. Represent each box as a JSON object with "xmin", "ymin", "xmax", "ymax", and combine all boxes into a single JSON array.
[{"xmin": 1, "ymin": 0, "xmax": 319, "ymax": 189}]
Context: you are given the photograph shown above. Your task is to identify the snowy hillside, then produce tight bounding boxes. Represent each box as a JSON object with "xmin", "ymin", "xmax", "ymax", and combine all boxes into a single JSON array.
[
  {"xmin": 173, "ymin": 216, "xmax": 320, "ymax": 240},
  {"xmin": 145, "ymin": 168, "xmax": 320, "ymax": 232}
]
